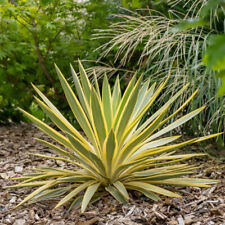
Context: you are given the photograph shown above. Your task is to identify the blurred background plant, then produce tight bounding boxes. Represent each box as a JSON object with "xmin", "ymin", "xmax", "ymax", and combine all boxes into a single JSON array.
[
  {"xmin": 0, "ymin": 0, "xmax": 118, "ymax": 123},
  {"xmin": 0, "ymin": 0, "xmax": 224, "ymax": 146}
]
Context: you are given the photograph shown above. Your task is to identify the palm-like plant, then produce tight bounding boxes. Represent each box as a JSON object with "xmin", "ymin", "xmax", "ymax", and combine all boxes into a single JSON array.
[{"xmin": 8, "ymin": 62, "xmax": 220, "ymax": 212}]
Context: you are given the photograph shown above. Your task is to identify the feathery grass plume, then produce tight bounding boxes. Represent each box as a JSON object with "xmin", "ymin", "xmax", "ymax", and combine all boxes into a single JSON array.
[
  {"xmin": 168, "ymin": 0, "xmax": 225, "ymax": 27},
  {"xmin": 7, "ymin": 62, "xmax": 221, "ymax": 212},
  {"xmin": 93, "ymin": 10, "xmax": 207, "ymax": 69}
]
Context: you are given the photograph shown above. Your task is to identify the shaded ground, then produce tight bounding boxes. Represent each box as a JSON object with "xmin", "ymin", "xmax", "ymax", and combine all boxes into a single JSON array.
[{"xmin": 0, "ymin": 124, "xmax": 225, "ymax": 225}]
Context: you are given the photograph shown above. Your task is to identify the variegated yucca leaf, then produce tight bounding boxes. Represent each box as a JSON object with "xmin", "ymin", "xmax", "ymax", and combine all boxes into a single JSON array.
[{"xmin": 7, "ymin": 61, "xmax": 221, "ymax": 212}]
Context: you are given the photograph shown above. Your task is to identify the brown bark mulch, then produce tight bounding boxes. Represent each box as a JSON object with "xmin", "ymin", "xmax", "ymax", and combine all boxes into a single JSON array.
[{"xmin": 0, "ymin": 124, "xmax": 224, "ymax": 225}]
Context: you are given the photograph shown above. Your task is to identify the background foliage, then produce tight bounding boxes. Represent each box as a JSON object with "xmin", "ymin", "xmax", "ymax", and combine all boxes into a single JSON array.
[
  {"xmin": 0, "ymin": 0, "xmax": 224, "ymax": 145},
  {"xmin": 0, "ymin": 0, "xmax": 118, "ymax": 123}
]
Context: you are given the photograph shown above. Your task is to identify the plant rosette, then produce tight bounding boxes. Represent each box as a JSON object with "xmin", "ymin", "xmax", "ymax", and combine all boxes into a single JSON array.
[{"xmin": 7, "ymin": 61, "xmax": 221, "ymax": 212}]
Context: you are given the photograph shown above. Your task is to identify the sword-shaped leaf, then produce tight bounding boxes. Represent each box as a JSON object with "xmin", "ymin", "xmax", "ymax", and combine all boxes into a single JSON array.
[
  {"xmin": 105, "ymin": 186, "xmax": 128, "ymax": 204},
  {"xmin": 16, "ymin": 181, "xmax": 57, "ymax": 208},
  {"xmin": 55, "ymin": 64, "xmax": 97, "ymax": 148},
  {"xmin": 90, "ymin": 88, "xmax": 107, "ymax": 147},
  {"xmin": 115, "ymin": 75, "xmax": 142, "ymax": 143},
  {"xmin": 149, "ymin": 178, "xmax": 218, "ymax": 187},
  {"xmin": 32, "ymin": 84, "xmax": 86, "ymax": 144},
  {"xmin": 18, "ymin": 108, "xmax": 72, "ymax": 149},
  {"xmin": 103, "ymin": 129, "xmax": 117, "ymax": 177},
  {"xmin": 81, "ymin": 183, "xmax": 100, "ymax": 213},
  {"xmin": 113, "ymin": 181, "xmax": 129, "ymax": 200},
  {"xmin": 102, "ymin": 74, "xmax": 113, "ymax": 131},
  {"xmin": 67, "ymin": 132, "xmax": 106, "ymax": 176},
  {"xmin": 55, "ymin": 181, "xmax": 94, "ymax": 208},
  {"xmin": 113, "ymin": 74, "xmax": 137, "ymax": 129},
  {"xmin": 118, "ymin": 106, "xmax": 169, "ymax": 164},
  {"xmin": 70, "ymin": 64, "xmax": 91, "ymax": 118},
  {"xmin": 112, "ymin": 76, "xmax": 121, "ymax": 116},
  {"xmin": 78, "ymin": 59, "xmax": 92, "ymax": 103},
  {"xmin": 126, "ymin": 181, "xmax": 181, "ymax": 198}
]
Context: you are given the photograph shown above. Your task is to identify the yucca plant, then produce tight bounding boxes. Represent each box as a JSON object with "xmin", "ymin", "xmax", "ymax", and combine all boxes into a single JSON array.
[{"xmin": 8, "ymin": 61, "xmax": 221, "ymax": 212}]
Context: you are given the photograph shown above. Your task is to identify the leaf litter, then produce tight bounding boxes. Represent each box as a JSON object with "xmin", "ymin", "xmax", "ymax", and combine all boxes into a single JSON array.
[{"xmin": 0, "ymin": 123, "xmax": 224, "ymax": 225}]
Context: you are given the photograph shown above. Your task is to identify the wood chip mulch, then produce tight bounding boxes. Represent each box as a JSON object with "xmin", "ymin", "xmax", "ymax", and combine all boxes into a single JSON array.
[{"xmin": 0, "ymin": 124, "xmax": 224, "ymax": 225}]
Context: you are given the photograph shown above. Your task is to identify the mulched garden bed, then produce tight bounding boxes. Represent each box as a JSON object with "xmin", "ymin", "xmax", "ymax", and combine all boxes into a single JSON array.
[{"xmin": 0, "ymin": 124, "xmax": 224, "ymax": 225}]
